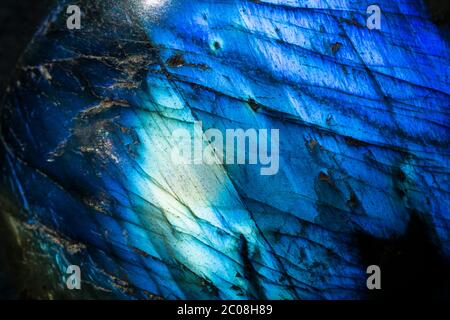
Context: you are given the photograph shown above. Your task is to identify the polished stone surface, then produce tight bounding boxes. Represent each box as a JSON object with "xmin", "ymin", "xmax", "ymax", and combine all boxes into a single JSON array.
[{"xmin": 0, "ymin": 0, "xmax": 449, "ymax": 299}]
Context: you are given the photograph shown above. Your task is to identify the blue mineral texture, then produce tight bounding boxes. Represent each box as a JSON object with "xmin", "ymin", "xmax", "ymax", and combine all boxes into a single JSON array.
[{"xmin": 0, "ymin": 0, "xmax": 449, "ymax": 299}]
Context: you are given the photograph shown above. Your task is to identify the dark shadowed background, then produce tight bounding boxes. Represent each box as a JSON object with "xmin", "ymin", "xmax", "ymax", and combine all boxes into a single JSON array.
[
  {"xmin": 0, "ymin": 1, "xmax": 55, "ymax": 96},
  {"xmin": 0, "ymin": 0, "xmax": 54, "ymax": 299}
]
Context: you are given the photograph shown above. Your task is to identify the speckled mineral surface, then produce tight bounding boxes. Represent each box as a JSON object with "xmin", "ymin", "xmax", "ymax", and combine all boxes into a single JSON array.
[{"xmin": 0, "ymin": 0, "xmax": 449, "ymax": 299}]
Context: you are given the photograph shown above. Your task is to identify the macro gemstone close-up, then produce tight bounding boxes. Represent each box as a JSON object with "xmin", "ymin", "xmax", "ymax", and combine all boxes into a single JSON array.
[{"xmin": 0, "ymin": 0, "xmax": 449, "ymax": 300}]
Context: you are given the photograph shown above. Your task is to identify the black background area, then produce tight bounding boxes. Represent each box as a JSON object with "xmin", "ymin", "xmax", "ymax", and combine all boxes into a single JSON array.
[{"xmin": 0, "ymin": 0, "xmax": 55, "ymax": 96}]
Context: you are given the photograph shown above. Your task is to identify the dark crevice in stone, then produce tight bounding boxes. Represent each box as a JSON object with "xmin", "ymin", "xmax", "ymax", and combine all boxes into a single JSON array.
[
  {"xmin": 424, "ymin": 0, "xmax": 450, "ymax": 41},
  {"xmin": 355, "ymin": 213, "xmax": 450, "ymax": 300},
  {"xmin": 239, "ymin": 234, "xmax": 267, "ymax": 299},
  {"xmin": 424, "ymin": 0, "xmax": 450, "ymax": 27}
]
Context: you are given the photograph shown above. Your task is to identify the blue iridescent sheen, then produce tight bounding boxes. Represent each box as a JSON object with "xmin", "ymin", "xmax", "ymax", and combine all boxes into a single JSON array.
[{"xmin": 0, "ymin": 0, "xmax": 449, "ymax": 299}]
